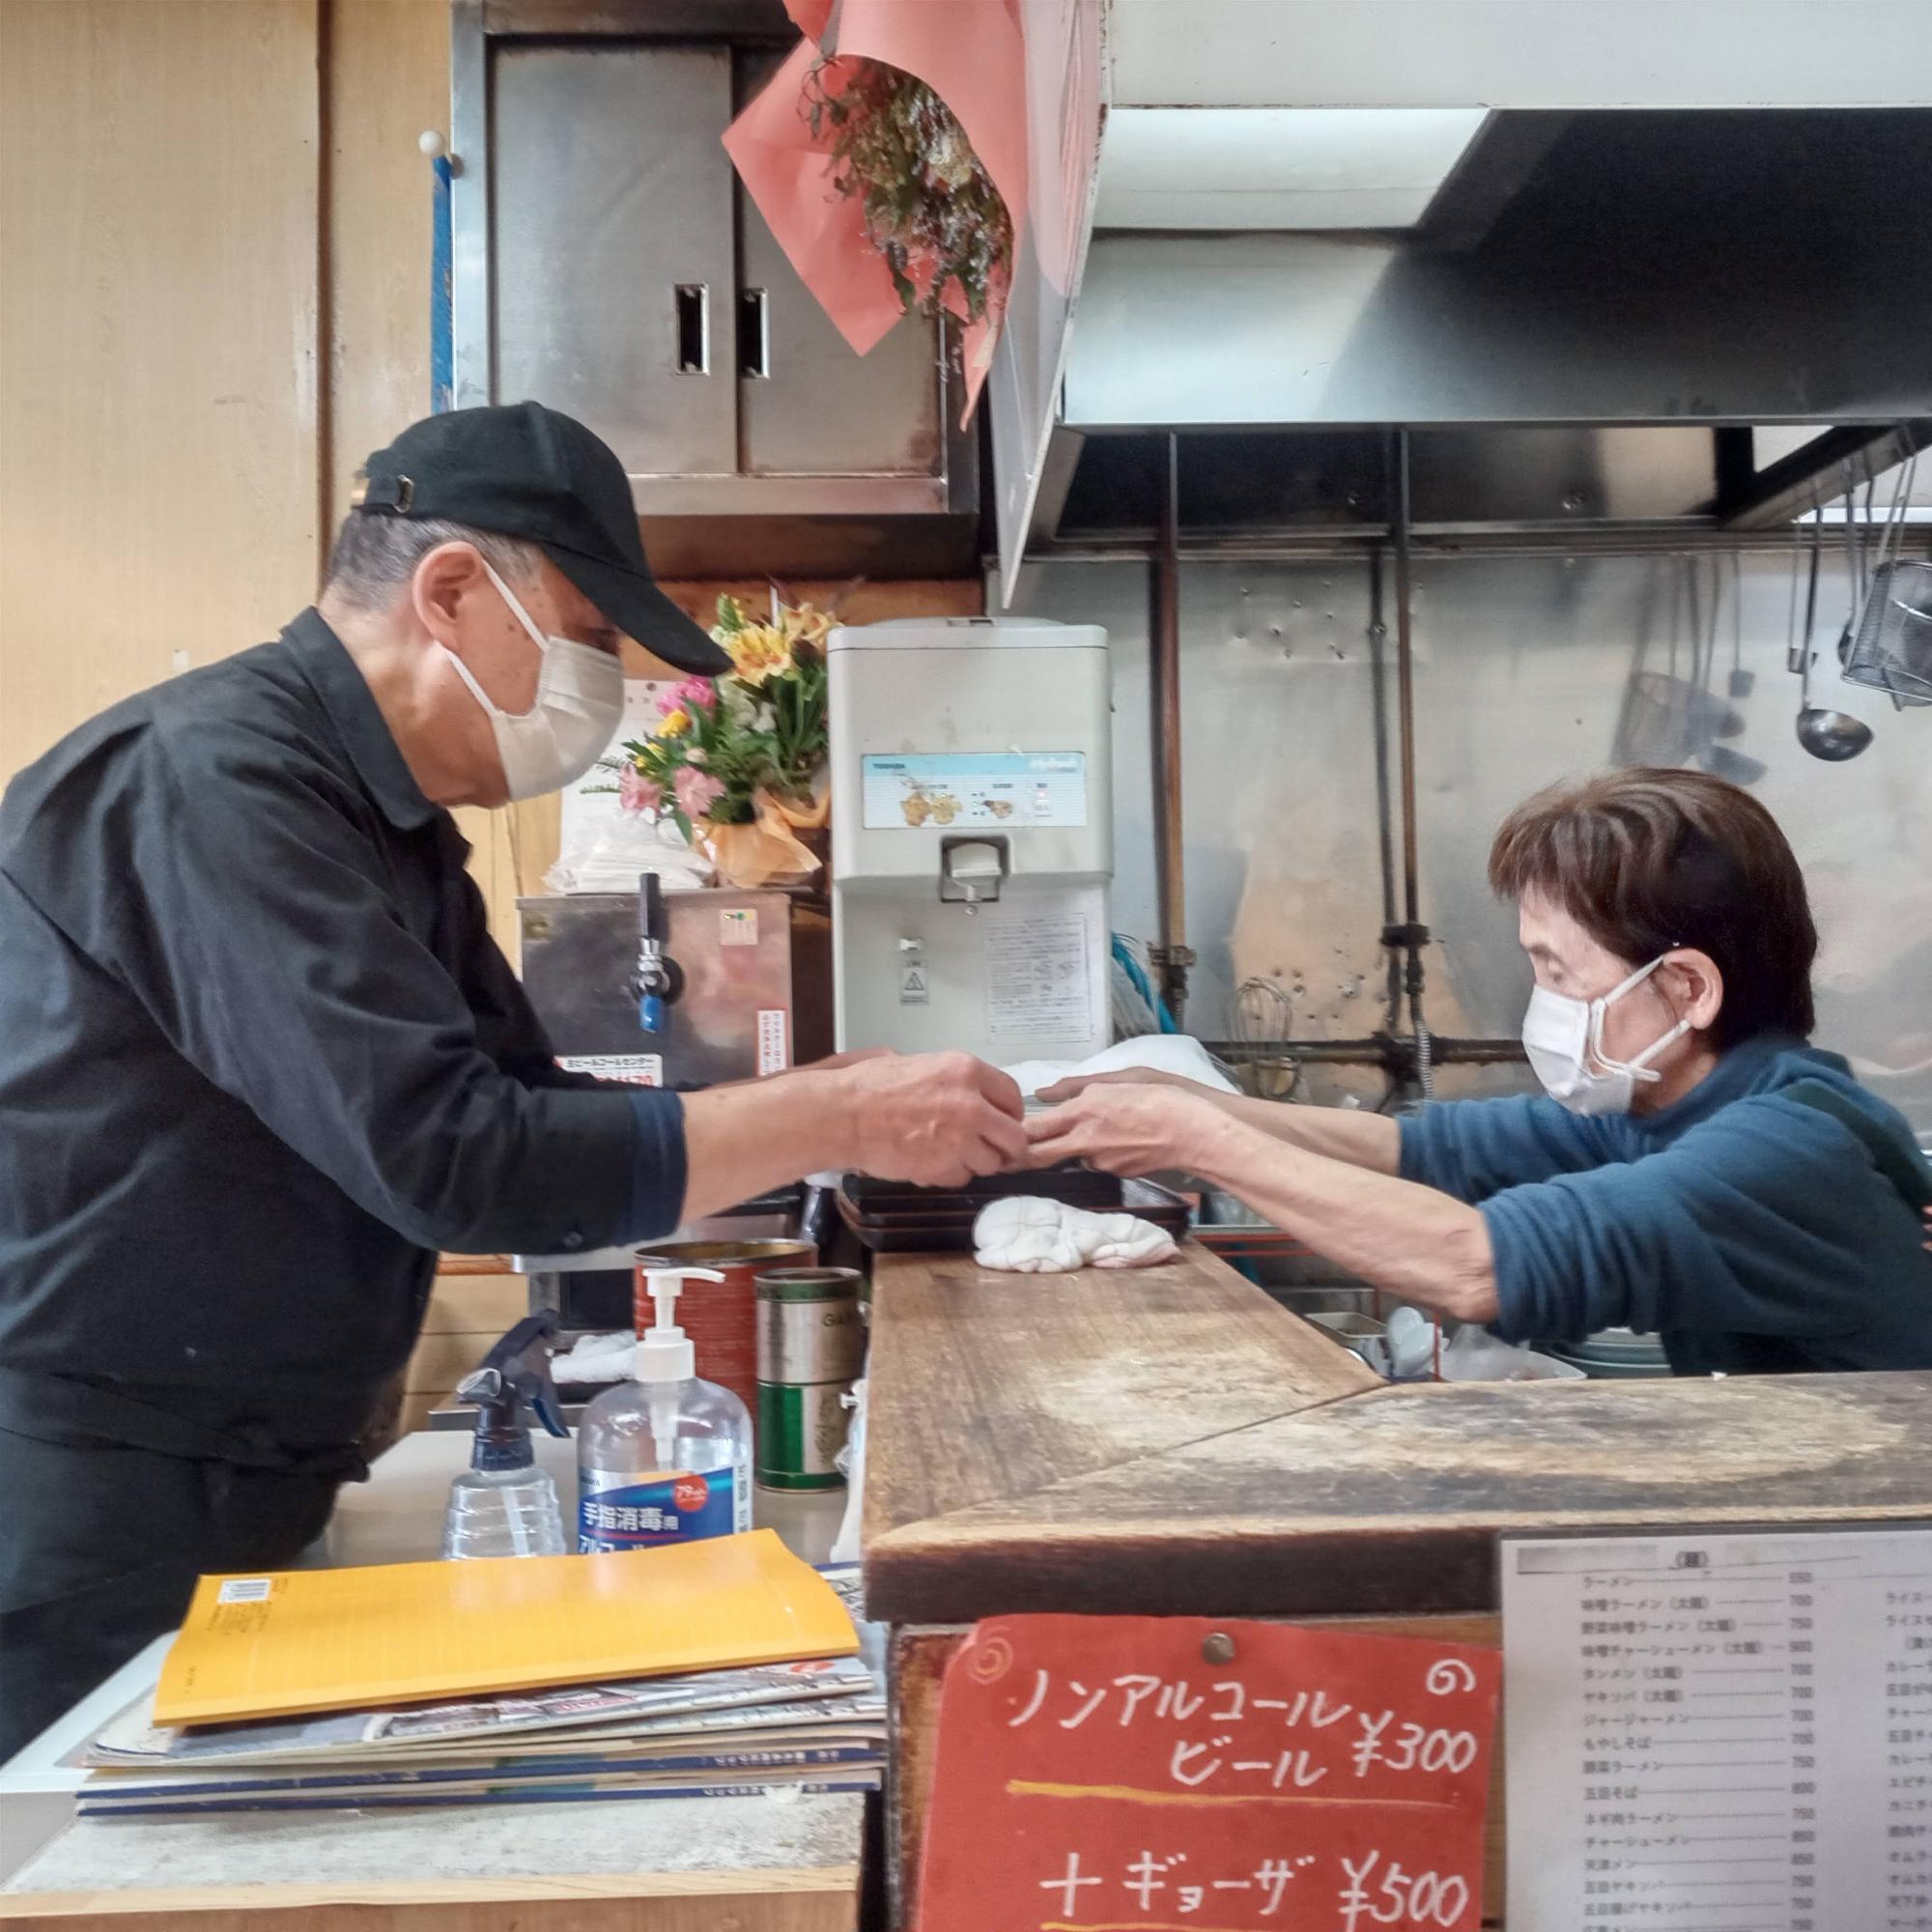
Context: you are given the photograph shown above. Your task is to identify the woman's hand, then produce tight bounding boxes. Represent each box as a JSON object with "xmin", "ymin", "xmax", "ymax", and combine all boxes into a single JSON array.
[
  {"xmin": 1034, "ymin": 1066, "xmax": 1220, "ymax": 1105},
  {"xmin": 1023, "ymin": 1083, "xmax": 1228, "ymax": 1177}
]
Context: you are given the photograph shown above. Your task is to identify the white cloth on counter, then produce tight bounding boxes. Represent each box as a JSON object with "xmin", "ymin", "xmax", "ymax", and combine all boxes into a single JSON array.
[
  {"xmin": 550, "ymin": 1330, "xmax": 636, "ymax": 1383},
  {"xmin": 972, "ymin": 1196, "xmax": 1179, "ymax": 1274},
  {"xmin": 1002, "ymin": 1033, "xmax": 1239, "ymax": 1104},
  {"xmin": 1382, "ymin": 1305, "xmax": 1580, "ymax": 1382}
]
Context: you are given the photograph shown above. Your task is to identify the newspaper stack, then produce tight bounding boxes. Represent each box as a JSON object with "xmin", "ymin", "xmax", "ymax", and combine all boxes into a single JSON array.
[{"xmin": 73, "ymin": 1567, "xmax": 884, "ymax": 1818}]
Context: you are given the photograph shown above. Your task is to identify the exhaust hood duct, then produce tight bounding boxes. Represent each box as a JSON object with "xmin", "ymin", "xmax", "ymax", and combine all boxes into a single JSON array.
[
  {"xmin": 1065, "ymin": 113, "xmax": 1932, "ymax": 435},
  {"xmin": 994, "ymin": 105, "xmax": 1932, "ymax": 582}
]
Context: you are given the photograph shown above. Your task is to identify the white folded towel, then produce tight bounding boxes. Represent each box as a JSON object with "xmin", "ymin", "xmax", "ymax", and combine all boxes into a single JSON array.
[{"xmin": 972, "ymin": 1196, "xmax": 1179, "ymax": 1274}]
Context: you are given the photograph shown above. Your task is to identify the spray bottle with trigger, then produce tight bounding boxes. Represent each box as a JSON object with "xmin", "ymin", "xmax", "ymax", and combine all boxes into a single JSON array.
[
  {"xmin": 442, "ymin": 1312, "xmax": 570, "ymax": 1559},
  {"xmin": 576, "ymin": 1264, "xmax": 754, "ymax": 1553}
]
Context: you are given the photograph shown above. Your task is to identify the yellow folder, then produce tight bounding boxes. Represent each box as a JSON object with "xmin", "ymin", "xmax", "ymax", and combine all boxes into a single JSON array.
[{"xmin": 153, "ymin": 1530, "xmax": 858, "ymax": 1727}]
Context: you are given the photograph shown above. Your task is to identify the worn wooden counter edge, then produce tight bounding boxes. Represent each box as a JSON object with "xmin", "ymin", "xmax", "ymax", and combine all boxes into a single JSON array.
[
  {"xmin": 1, "ymin": 1792, "xmax": 867, "ymax": 1932},
  {"xmin": 0, "ymin": 1869, "xmax": 861, "ymax": 1925},
  {"xmin": 860, "ymin": 1243, "xmax": 1932, "ymax": 1624}
]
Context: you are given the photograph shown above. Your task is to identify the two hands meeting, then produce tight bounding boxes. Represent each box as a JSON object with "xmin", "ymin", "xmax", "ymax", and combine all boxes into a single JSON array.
[{"xmin": 709, "ymin": 1047, "xmax": 1502, "ymax": 1328}]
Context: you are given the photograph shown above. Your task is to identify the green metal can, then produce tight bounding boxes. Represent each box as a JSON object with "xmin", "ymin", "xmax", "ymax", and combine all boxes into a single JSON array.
[{"xmin": 754, "ymin": 1266, "xmax": 865, "ymax": 1491}]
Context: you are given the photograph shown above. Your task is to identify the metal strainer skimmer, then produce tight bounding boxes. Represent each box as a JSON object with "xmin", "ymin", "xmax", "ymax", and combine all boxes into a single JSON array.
[{"xmin": 1843, "ymin": 454, "xmax": 1932, "ymax": 707}]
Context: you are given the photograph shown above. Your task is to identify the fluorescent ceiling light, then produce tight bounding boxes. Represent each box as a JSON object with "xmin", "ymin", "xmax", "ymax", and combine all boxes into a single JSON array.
[{"xmin": 1094, "ymin": 106, "xmax": 1490, "ymax": 232}]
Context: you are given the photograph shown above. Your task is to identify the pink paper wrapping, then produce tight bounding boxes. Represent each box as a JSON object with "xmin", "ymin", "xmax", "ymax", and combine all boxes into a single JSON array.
[{"xmin": 722, "ymin": 0, "xmax": 1030, "ymax": 422}]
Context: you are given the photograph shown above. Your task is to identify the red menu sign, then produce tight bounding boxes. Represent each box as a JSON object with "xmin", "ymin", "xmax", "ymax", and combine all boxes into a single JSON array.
[{"xmin": 916, "ymin": 1615, "xmax": 1500, "ymax": 1932}]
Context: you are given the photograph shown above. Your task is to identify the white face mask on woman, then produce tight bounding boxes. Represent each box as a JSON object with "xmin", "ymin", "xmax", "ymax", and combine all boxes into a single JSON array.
[
  {"xmin": 1520, "ymin": 954, "xmax": 1691, "ymax": 1116},
  {"xmin": 440, "ymin": 561, "xmax": 624, "ymax": 801}
]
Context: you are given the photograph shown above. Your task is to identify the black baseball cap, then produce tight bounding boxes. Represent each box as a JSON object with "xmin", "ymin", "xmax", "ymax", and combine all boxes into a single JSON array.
[{"xmin": 352, "ymin": 402, "xmax": 729, "ymax": 675}]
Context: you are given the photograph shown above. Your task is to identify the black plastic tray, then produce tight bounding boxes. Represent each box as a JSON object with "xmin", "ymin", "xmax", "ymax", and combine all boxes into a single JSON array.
[
  {"xmin": 841, "ymin": 1164, "xmax": 1122, "ymax": 1212},
  {"xmin": 838, "ymin": 1176, "xmax": 1191, "ymax": 1254}
]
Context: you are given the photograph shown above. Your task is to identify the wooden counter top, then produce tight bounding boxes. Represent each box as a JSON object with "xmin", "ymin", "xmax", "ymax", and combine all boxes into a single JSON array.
[
  {"xmin": 863, "ymin": 1243, "xmax": 1378, "ymax": 1539},
  {"xmin": 862, "ymin": 1242, "xmax": 1932, "ymax": 1624}
]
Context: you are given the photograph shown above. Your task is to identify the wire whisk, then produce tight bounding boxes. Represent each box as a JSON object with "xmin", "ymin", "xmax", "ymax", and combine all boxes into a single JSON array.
[{"xmin": 1232, "ymin": 976, "xmax": 1297, "ymax": 1100}]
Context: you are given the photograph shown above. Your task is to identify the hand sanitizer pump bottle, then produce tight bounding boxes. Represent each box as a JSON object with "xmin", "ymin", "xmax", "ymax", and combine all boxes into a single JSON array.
[{"xmin": 576, "ymin": 1266, "xmax": 754, "ymax": 1553}]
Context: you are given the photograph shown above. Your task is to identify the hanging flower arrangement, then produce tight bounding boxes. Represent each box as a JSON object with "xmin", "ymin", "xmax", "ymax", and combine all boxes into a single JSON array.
[
  {"xmin": 618, "ymin": 596, "xmax": 835, "ymax": 888},
  {"xmin": 802, "ymin": 58, "xmax": 1013, "ymax": 328},
  {"xmin": 721, "ymin": 0, "xmax": 1031, "ymax": 423}
]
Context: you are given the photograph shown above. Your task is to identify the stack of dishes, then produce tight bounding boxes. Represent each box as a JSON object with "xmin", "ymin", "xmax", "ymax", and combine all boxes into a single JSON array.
[{"xmin": 1543, "ymin": 1328, "xmax": 1672, "ymax": 1378}]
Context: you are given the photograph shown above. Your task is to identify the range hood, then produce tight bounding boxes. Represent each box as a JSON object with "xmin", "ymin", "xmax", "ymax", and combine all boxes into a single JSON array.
[{"xmin": 991, "ymin": 6, "xmax": 1932, "ymax": 584}]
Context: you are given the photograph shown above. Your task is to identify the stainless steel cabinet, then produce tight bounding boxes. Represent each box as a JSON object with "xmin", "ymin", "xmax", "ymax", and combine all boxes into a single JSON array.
[
  {"xmin": 452, "ymin": 3, "xmax": 976, "ymax": 573},
  {"xmin": 494, "ymin": 43, "xmax": 739, "ymax": 482}
]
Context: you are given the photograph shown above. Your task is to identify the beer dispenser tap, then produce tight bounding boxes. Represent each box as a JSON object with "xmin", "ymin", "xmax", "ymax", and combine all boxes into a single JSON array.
[{"xmin": 631, "ymin": 873, "xmax": 682, "ymax": 1035}]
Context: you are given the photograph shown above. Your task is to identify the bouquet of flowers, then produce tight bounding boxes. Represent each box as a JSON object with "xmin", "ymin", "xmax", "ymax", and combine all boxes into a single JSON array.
[
  {"xmin": 803, "ymin": 57, "xmax": 1012, "ymax": 329},
  {"xmin": 720, "ymin": 0, "xmax": 1031, "ymax": 424},
  {"xmin": 618, "ymin": 595, "xmax": 834, "ymax": 888}
]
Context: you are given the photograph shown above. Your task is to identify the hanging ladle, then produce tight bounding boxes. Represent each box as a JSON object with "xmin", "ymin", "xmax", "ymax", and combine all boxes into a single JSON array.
[{"xmin": 1795, "ymin": 482, "xmax": 1874, "ymax": 762}]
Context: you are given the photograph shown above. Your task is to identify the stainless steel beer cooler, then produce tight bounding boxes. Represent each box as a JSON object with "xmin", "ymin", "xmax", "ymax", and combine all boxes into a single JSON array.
[{"xmin": 518, "ymin": 886, "xmax": 833, "ymax": 1092}]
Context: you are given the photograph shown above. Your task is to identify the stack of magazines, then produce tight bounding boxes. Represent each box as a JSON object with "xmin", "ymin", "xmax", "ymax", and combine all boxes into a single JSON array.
[{"xmin": 73, "ymin": 1568, "xmax": 883, "ymax": 1817}]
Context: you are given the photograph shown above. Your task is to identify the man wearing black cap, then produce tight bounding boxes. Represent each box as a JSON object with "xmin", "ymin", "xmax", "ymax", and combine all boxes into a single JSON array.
[{"xmin": 0, "ymin": 404, "xmax": 1026, "ymax": 1755}]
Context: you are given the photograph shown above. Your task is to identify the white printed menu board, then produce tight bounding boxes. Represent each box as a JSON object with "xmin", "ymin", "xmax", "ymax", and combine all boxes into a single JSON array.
[{"xmin": 1502, "ymin": 1526, "xmax": 1932, "ymax": 1931}]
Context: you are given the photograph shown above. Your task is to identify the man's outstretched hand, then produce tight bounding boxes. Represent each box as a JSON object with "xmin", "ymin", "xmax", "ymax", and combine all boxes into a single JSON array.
[
  {"xmin": 839, "ymin": 1050, "xmax": 1028, "ymax": 1190},
  {"xmin": 680, "ymin": 1049, "xmax": 1026, "ymax": 1223}
]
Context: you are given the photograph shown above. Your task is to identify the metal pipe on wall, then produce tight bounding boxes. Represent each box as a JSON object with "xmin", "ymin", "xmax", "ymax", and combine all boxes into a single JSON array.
[
  {"xmin": 1363, "ymin": 544, "xmax": 1403, "ymax": 1037},
  {"xmin": 1392, "ymin": 436, "xmax": 1422, "ymax": 948},
  {"xmin": 1385, "ymin": 431, "xmax": 1435, "ymax": 1099},
  {"xmin": 1035, "ymin": 525, "xmax": 1917, "ymax": 565},
  {"xmin": 1149, "ymin": 431, "xmax": 1195, "ymax": 1022},
  {"xmin": 1207, "ymin": 1037, "xmax": 1526, "ymax": 1068}
]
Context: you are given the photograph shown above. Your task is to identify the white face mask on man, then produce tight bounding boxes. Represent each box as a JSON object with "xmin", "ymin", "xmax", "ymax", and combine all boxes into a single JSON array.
[
  {"xmin": 1520, "ymin": 954, "xmax": 1692, "ymax": 1116},
  {"xmin": 440, "ymin": 561, "xmax": 624, "ymax": 801}
]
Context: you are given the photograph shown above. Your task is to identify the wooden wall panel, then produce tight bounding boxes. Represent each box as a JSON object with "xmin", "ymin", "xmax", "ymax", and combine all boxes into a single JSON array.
[
  {"xmin": 0, "ymin": 1, "xmax": 985, "ymax": 953},
  {"xmin": 323, "ymin": 0, "xmax": 449, "ymax": 529},
  {"xmin": 325, "ymin": 0, "xmax": 531, "ymax": 952},
  {"xmin": 316, "ymin": 0, "xmax": 530, "ymax": 947},
  {"xmin": 0, "ymin": 0, "xmax": 323, "ymax": 780}
]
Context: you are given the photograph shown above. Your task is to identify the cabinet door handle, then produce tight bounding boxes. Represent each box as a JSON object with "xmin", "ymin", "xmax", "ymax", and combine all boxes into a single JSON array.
[
  {"xmin": 675, "ymin": 285, "xmax": 710, "ymax": 375},
  {"xmin": 737, "ymin": 288, "xmax": 770, "ymax": 380}
]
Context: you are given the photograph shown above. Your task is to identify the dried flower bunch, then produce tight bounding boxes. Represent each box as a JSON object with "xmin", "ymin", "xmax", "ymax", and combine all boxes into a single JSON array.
[{"xmin": 804, "ymin": 55, "xmax": 1012, "ymax": 326}]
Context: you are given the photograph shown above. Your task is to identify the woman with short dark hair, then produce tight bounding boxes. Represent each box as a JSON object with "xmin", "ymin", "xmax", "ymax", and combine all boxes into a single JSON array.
[{"xmin": 1027, "ymin": 769, "xmax": 1932, "ymax": 1376}]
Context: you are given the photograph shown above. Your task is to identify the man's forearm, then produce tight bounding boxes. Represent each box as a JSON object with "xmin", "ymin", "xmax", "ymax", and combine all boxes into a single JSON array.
[
  {"xmin": 1189, "ymin": 1114, "xmax": 1498, "ymax": 1321},
  {"xmin": 677, "ymin": 1070, "xmax": 856, "ymax": 1225},
  {"xmin": 673, "ymin": 1050, "xmax": 1029, "ymax": 1225}
]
